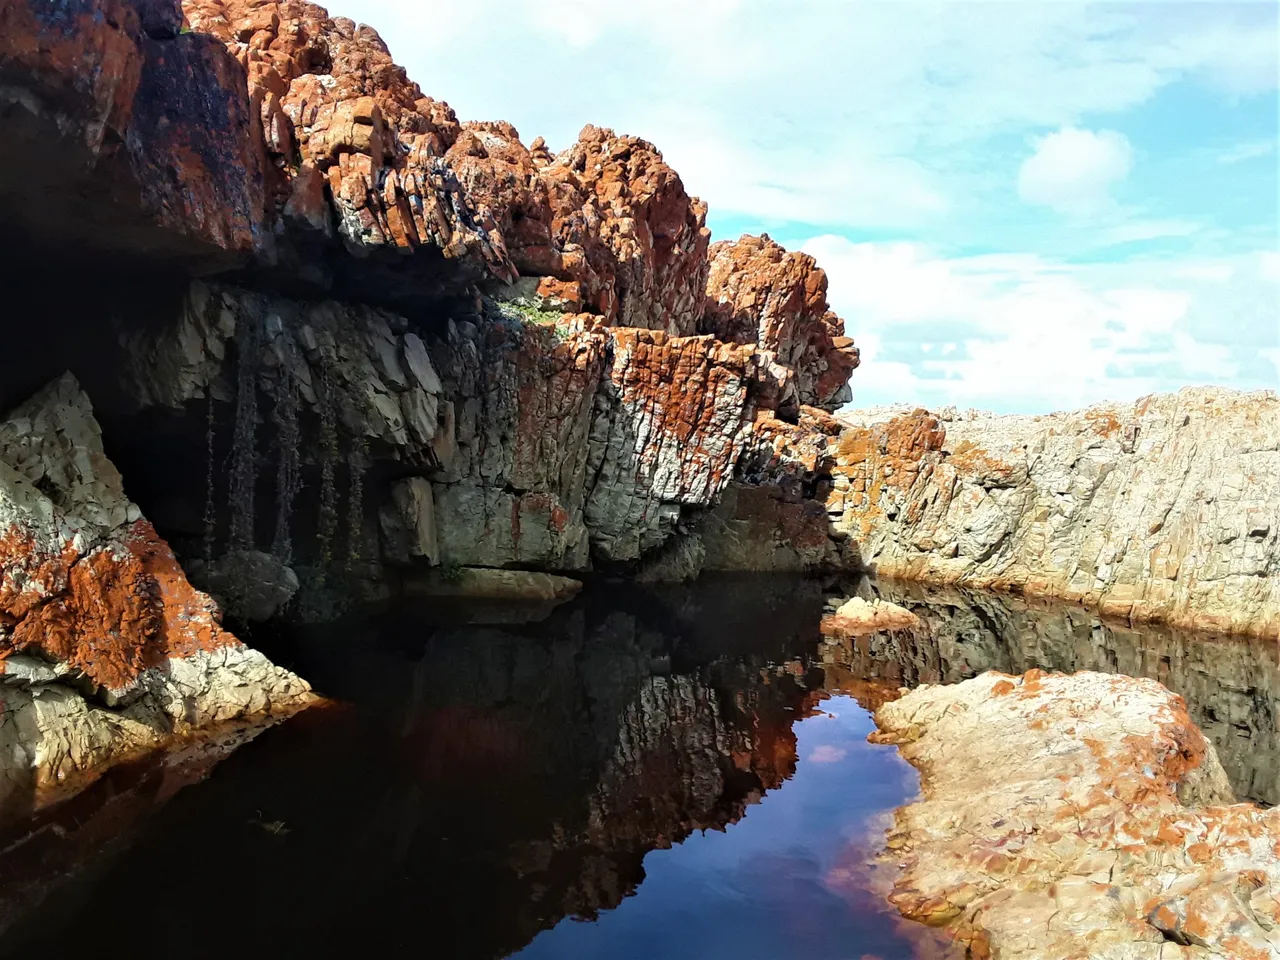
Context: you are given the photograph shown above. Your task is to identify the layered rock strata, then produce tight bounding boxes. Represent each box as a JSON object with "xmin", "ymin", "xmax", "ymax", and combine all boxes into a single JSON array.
[
  {"xmin": 832, "ymin": 389, "xmax": 1280, "ymax": 637},
  {"xmin": 0, "ymin": 375, "xmax": 314, "ymax": 819},
  {"xmin": 874, "ymin": 670, "xmax": 1280, "ymax": 958}
]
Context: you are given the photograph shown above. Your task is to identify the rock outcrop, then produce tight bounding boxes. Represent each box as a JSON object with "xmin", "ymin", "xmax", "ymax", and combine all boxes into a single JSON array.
[
  {"xmin": 703, "ymin": 234, "xmax": 860, "ymax": 411},
  {"xmin": 832, "ymin": 389, "xmax": 1280, "ymax": 637},
  {"xmin": 874, "ymin": 670, "xmax": 1280, "ymax": 958},
  {"xmin": 834, "ymin": 578, "xmax": 1280, "ymax": 806},
  {"xmin": 0, "ymin": 0, "xmax": 266, "ymax": 267},
  {"xmin": 0, "ymin": 375, "xmax": 314, "ymax": 820},
  {"xmin": 0, "ymin": 0, "xmax": 853, "ymax": 588}
]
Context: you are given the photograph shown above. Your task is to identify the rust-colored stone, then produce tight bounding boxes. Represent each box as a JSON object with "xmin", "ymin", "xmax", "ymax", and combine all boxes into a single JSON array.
[{"xmin": 704, "ymin": 234, "xmax": 860, "ymax": 411}]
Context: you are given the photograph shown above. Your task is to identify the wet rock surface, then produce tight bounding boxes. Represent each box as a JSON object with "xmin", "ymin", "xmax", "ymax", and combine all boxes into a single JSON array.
[
  {"xmin": 834, "ymin": 389, "xmax": 1280, "ymax": 636},
  {"xmin": 874, "ymin": 670, "xmax": 1280, "ymax": 958}
]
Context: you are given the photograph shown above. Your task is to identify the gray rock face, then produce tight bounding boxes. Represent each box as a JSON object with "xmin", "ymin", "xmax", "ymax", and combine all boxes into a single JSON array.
[
  {"xmin": 117, "ymin": 283, "xmax": 779, "ymax": 573},
  {"xmin": 190, "ymin": 549, "xmax": 300, "ymax": 622},
  {"xmin": 378, "ymin": 478, "xmax": 439, "ymax": 565},
  {"xmin": 832, "ymin": 388, "xmax": 1280, "ymax": 636}
]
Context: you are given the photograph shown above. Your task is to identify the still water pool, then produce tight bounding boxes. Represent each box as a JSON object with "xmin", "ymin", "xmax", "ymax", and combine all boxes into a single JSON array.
[{"xmin": 0, "ymin": 575, "xmax": 1270, "ymax": 958}]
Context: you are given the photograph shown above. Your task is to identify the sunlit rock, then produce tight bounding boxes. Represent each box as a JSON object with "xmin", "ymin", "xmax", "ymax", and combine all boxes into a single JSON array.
[{"xmin": 874, "ymin": 670, "xmax": 1280, "ymax": 958}]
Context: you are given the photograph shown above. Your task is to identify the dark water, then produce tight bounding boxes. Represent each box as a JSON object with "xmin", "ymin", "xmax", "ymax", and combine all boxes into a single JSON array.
[{"xmin": 0, "ymin": 575, "xmax": 1274, "ymax": 959}]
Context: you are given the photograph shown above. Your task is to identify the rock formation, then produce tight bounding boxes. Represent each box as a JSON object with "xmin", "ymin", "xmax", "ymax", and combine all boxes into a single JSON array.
[
  {"xmin": 0, "ymin": 0, "xmax": 266, "ymax": 267},
  {"xmin": 830, "ymin": 389, "xmax": 1280, "ymax": 637},
  {"xmin": 704, "ymin": 234, "xmax": 860, "ymax": 411},
  {"xmin": 0, "ymin": 375, "xmax": 314, "ymax": 821},
  {"xmin": 827, "ymin": 578, "xmax": 1280, "ymax": 805},
  {"xmin": 874, "ymin": 670, "xmax": 1280, "ymax": 958},
  {"xmin": 0, "ymin": 0, "xmax": 861, "ymax": 826}
]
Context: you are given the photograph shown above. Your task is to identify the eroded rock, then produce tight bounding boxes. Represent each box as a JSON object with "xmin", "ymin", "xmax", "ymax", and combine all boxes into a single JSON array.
[
  {"xmin": 874, "ymin": 670, "xmax": 1280, "ymax": 958},
  {"xmin": 0, "ymin": 0, "xmax": 266, "ymax": 267},
  {"xmin": 835, "ymin": 389, "xmax": 1280, "ymax": 637},
  {"xmin": 821, "ymin": 597, "xmax": 919, "ymax": 638},
  {"xmin": 0, "ymin": 375, "xmax": 314, "ymax": 818},
  {"xmin": 704, "ymin": 234, "xmax": 860, "ymax": 411}
]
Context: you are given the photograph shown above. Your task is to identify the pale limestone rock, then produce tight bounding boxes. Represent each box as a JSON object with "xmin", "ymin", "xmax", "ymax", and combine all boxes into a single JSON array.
[
  {"xmin": 874, "ymin": 670, "xmax": 1280, "ymax": 959},
  {"xmin": 836, "ymin": 388, "xmax": 1280, "ymax": 637},
  {"xmin": 119, "ymin": 281, "xmax": 446, "ymax": 453}
]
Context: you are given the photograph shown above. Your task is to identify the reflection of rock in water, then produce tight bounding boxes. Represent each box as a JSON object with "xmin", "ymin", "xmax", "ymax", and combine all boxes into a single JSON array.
[
  {"xmin": 397, "ymin": 580, "xmax": 832, "ymax": 955},
  {"xmin": 832, "ymin": 578, "xmax": 1280, "ymax": 805},
  {"xmin": 0, "ymin": 576, "xmax": 841, "ymax": 958}
]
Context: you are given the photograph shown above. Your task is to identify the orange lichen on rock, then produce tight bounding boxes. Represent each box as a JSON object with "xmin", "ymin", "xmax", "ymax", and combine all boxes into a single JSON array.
[
  {"xmin": 0, "ymin": 374, "xmax": 314, "ymax": 820},
  {"xmin": 6, "ymin": 521, "xmax": 237, "ymax": 691},
  {"xmin": 704, "ymin": 234, "xmax": 860, "ymax": 411},
  {"xmin": 0, "ymin": 0, "xmax": 266, "ymax": 265},
  {"xmin": 873, "ymin": 670, "xmax": 1280, "ymax": 958}
]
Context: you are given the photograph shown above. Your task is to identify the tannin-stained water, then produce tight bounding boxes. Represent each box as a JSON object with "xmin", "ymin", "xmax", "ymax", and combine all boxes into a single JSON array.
[{"xmin": 0, "ymin": 575, "xmax": 1272, "ymax": 959}]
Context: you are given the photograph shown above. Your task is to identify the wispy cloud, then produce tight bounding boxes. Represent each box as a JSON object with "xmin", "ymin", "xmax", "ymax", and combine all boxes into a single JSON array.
[
  {"xmin": 1018, "ymin": 127, "xmax": 1133, "ymax": 217},
  {"xmin": 1217, "ymin": 139, "xmax": 1276, "ymax": 163},
  {"xmin": 804, "ymin": 236, "xmax": 1279, "ymax": 413}
]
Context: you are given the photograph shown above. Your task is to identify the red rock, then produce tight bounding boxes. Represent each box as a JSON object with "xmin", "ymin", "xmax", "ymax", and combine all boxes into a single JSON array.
[
  {"xmin": 0, "ymin": 0, "xmax": 266, "ymax": 266},
  {"xmin": 183, "ymin": 0, "xmax": 514, "ymax": 276},
  {"xmin": 704, "ymin": 234, "xmax": 860, "ymax": 411}
]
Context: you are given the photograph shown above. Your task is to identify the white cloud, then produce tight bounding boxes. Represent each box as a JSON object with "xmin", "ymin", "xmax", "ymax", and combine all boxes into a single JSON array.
[
  {"xmin": 325, "ymin": 0, "xmax": 1277, "ymax": 235},
  {"xmin": 1018, "ymin": 128, "xmax": 1134, "ymax": 217},
  {"xmin": 804, "ymin": 235, "xmax": 1280, "ymax": 413}
]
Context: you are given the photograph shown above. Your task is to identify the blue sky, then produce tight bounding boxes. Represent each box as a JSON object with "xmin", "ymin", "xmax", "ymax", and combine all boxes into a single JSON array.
[{"xmin": 330, "ymin": 0, "xmax": 1277, "ymax": 413}]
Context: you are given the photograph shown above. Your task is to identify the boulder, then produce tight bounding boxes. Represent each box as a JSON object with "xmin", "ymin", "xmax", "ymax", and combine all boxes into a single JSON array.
[{"xmin": 820, "ymin": 597, "xmax": 920, "ymax": 637}]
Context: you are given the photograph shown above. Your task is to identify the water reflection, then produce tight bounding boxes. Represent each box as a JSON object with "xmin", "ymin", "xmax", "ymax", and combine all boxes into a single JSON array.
[
  {"xmin": 854, "ymin": 579, "xmax": 1280, "ymax": 805},
  {"xmin": 0, "ymin": 578, "xmax": 931, "ymax": 959},
  {"xmin": 0, "ymin": 574, "xmax": 1273, "ymax": 959}
]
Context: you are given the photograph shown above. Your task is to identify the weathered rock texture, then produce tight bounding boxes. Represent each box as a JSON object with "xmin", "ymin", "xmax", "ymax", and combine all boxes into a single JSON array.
[
  {"xmin": 0, "ymin": 375, "xmax": 313, "ymax": 819},
  {"xmin": 835, "ymin": 578, "xmax": 1280, "ymax": 807},
  {"xmin": 875, "ymin": 670, "xmax": 1280, "ymax": 958},
  {"xmin": 0, "ymin": 0, "xmax": 266, "ymax": 266},
  {"xmin": 703, "ymin": 234, "xmax": 859, "ymax": 411},
  {"xmin": 0, "ymin": 0, "xmax": 853, "ymax": 584},
  {"xmin": 833, "ymin": 389, "xmax": 1280, "ymax": 637}
]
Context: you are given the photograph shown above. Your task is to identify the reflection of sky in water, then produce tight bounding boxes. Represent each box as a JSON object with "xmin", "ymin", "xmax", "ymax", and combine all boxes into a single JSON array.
[{"xmin": 517, "ymin": 696, "xmax": 924, "ymax": 960}]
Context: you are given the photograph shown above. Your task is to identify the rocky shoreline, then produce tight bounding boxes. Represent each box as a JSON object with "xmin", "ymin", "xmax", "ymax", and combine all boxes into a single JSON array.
[
  {"xmin": 0, "ymin": 0, "xmax": 1278, "ymax": 952},
  {"xmin": 874, "ymin": 670, "xmax": 1280, "ymax": 958}
]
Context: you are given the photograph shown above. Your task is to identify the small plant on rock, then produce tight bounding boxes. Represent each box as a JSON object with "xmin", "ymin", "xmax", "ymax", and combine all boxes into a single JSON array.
[{"xmin": 439, "ymin": 559, "xmax": 466, "ymax": 584}]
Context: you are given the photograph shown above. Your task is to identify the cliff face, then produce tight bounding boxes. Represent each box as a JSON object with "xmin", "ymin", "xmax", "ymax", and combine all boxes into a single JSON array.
[
  {"xmin": 0, "ymin": 0, "xmax": 860, "ymax": 811},
  {"xmin": 830, "ymin": 389, "xmax": 1280, "ymax": 637},
  {"xmin": 0, "ymin": 0, "xmax": 858, "ymax": 592}
]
